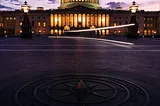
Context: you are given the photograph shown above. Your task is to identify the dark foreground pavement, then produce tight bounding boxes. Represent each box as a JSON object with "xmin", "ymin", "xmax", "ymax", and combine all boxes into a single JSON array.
[{"xmin": 0, "ymin": 36, "xmax": 160, "ymax": 106}]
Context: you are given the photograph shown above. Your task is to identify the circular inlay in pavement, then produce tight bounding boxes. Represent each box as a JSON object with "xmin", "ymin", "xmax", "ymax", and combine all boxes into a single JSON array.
[{"xmin": 0, "ymin": 73, "xmax": 160, "ymax": 106}]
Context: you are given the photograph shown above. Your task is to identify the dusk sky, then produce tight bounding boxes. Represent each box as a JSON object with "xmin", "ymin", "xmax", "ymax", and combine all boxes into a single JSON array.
[{"xmin": 0, "ymin": 0, "xmax": 160, "ymax": 11}]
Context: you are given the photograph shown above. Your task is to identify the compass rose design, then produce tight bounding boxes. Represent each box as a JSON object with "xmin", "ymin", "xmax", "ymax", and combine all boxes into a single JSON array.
[
  {"xmin": 47, "ymin": 79, "xmax": 112, "ymax": 104},
  {"xmin": 0, "ymin": 74, "xmax": 150, "ymax": 106}
]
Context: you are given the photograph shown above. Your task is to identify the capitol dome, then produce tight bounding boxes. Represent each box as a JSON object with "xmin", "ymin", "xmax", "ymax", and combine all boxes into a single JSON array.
[{"xmin": 58, "ymin": 0, "xmax": 101, "ymax": 9}]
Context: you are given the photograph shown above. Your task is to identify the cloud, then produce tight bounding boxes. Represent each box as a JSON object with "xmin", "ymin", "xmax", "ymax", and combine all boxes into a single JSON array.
[
  {"xmin": 105, "ymin": 2, "xmax": 128, "ymax": 10},
  {"xmin": 10, "ymin": 0, "xmax": 19, "ymax": 2},
  {"xmin": 0, "ymin": 0, "xmax": 60, "ymax": 10},
  {"xmin": 48, "ymin": 0, "xmax": 57, "ymax": 4},
  {"xmin": 101, "ymin": 0, "xmax": 160, "ymax": 11},
  {"xmin": 10, "ymin": 0, "xmax": 22, "ymax": 6},
  {"xmin": 0, "ymin": 0, "xmax": 160, "ymax": 11},
  {"xmin": 0, "ymin": 4, "xmax": 13, "ymax": 10},
  {"xmin": 0, "ymin": 0, "xmax": 23, "ymax": 10}
]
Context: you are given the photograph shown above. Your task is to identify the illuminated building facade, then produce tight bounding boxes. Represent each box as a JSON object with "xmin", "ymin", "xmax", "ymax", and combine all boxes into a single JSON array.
[
  {"xmin": 50, "ymin": 0, "xmax": 109, "ymax": 35},
  {"xmin": 0, "ymin": 0, "xmax": 160, "ymax": 36}
]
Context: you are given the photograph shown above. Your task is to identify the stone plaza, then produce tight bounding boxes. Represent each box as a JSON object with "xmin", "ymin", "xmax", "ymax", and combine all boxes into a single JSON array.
[{"xmin": 0, "ymin": 36, "xmax": 160, "ymax": 106}]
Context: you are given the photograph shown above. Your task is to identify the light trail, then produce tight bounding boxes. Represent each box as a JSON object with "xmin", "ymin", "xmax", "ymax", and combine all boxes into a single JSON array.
[
  {"xmin": 64, "ymin": 24, "xmax": 135, "ymax": 33},
  {"xmin": 0, "ymin": 44, "xmax": 123, "ymax": 47},
  {"xmin": 48, "ymin": 36, "xmax": 134, "ymax": 45}
]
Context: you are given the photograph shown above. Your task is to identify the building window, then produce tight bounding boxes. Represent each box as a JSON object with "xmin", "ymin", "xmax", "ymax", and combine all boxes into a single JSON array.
[
  {"xmin": 51, "ymin": 29, "xmax": 54, "ymax": 34},
  {"xmin": 148, "ymin": 30, "xmax": 151, "ymax": 35},
  {"xmin": 6, "ymin": 17, "xmax": 9, "ymax": 20},
  {"xmin": 39, "ymin": 30, "xmax": 42, "ymax": 33},
  {"xmin": 20, "ymin": 22, "xmax": 22, "ymax": 26},
  {"xmin": 106, "ymin": 30, "xmax": 109, "ymax": 35},
  {"xmin": 113, "ymin": 22, "xmax": 117, "ymax": 26},
  {"xmin": 152, "ymin": 30, "xmax": 155, "ymax": 35},
  {"xmin": 20, "ymin": 17, "xmax": 22, "ymax": 19},
  {"xmin": 102, "ymin": 30, "xmax": 105, "ymax": 35},
  {"xmin": 55, "ymin": 29, "xmax": 58, "ymax": 34},
  {"xmin": 43, "ymin": 22, "xmax": 46, "ymax": 27},
  {"xmin": 119, "ymin": 17, "xmax": 122, "ymax": 19},
  {"xmin": 38, "ymin": 22, "xmax": 41, "ymax": 26},
  {"xmin": 59, "ymin": 30, "xmax": 62, "ymax": 35},
  {"xmin": 38, "ymin": 17, "xmax": 40, "ymax": 19},
  {"xmin": 144, "ymin": 30, "xmax": 147, "ymax": 36},
  {"xmin": 43, "ymin": 17, "xmax": 46, "ymax": 19}
]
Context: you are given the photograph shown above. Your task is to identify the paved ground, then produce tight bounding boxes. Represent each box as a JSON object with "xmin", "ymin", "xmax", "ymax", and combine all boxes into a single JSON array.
[{"xmin": 0, "ymin": 36, "xmax": 160, "ymax": 106}]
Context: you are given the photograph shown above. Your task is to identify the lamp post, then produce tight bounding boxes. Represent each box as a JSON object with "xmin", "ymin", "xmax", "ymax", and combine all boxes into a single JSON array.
[
  {"xmin": 21, "ymin": 1, "xmax": 32, "ymax": 38},
  {"xmin": 127, "ymin": 1, "xmax": 139, "ymax": 38}
]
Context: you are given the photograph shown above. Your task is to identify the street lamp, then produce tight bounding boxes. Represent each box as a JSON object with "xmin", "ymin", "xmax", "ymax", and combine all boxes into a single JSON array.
[
  {"xmin": 21, "ymin": 1, "xmax": 32, "ymax": 38},
  {"xmin": 127, "ymin": 1, "xmax": 139, "ymax": 38},
  {"xmin": 130, "ymin": 1, "xmax": 138, "ymax": 14},
  {"xmin": 21, "ymin": 1, "xmax": 30, "ymax": 13}
]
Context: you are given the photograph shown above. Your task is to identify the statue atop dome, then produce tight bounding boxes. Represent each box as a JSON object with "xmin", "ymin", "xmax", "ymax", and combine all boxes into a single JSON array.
[{"xmin": 58, "ymin": 0, "xmax": 102, "ymax": 9}]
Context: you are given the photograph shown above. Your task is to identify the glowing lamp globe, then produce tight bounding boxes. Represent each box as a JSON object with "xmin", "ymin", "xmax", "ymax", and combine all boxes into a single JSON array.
[
  {"xmin": 21, "ymin": 1, "xmax": 30, "ymax": 13},
  {"xmin": 130, "ymin": 1, "xmax": 138, "ymax": 13}
]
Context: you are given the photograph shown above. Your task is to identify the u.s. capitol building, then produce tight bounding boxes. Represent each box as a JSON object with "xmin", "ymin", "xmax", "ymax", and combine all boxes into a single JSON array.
[{"xmin": 0, "ymin": 0, "xmax": 160, "ymax": 37}]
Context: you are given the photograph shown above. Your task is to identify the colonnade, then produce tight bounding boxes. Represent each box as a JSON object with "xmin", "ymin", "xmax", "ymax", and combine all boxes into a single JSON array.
[
  {"xmin": 50, "ymin": 13, "xmax": 109, "ymax": 28},
  {"xmin": 50, "ymin": 13, "xmax": 109, "ymax": 35}
]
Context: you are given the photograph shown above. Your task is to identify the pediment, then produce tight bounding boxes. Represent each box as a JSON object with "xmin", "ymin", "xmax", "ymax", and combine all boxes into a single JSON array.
[{"xmin": 67, "ymin": 5, "xmax": 94, "ymax": 11}]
